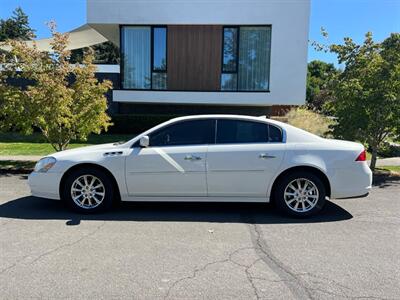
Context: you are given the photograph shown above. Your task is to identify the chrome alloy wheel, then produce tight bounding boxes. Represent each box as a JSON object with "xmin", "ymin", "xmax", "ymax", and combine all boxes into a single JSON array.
[
  {"xmin": 71, "ymin": 175, "xmax": 105, "ymax": 209},
  {"xmin": 283, "ymin": 178, "xmax": 319, "ymax": 213}
]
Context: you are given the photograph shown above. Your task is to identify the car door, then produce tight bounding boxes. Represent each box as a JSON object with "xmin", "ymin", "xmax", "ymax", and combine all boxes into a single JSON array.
[
  {"xmin": 207, "ymin": 119, "xmax": 285, "ymax": 198},
  {"xmin": 125, "ymin": 119, "xmax": 214, "ymax": 197}
]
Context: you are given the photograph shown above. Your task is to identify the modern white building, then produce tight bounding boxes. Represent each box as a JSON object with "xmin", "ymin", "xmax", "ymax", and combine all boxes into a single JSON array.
[
  {"xmin": 85, "ymin": 0, "xmax": 310, "ymax": 114},
  {"xmin": 2, "ymin": 0, "xmax": 311, "ymax": 115}
]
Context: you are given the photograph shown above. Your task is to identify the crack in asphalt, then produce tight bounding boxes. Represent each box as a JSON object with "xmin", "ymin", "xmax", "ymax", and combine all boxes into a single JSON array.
[
  {"xmin": 296, "ymin": 272, "xmax": 355, "ymax": 298},
  {"xmin": 0, "ymin": 221, "xmax": 105, "ymax": 275},
  {"xmin": 0, "ymin": 255, "xmax": 30, "ymax": 276},
  {"xmin": 163, "ymin": 221, "xmax": 389, "ymax": 300},
  {"xmin": 308, "ymin": 286, "xmax": 396, "ymax": 300},
  {"xmin": 243, "ymin": 258, "xmax": 263, "ymax": 299},
  {"xmin": 247, "ymin": 223, "xmax": 315, "ymax": 300},
  {"xmin": 29, "ymin": 221, "xmax": 106, "ymax": 264},
  {"xmin": 163, "ymin": 246, "xmax": 258, "ymax": 299},
  {"xmin": 244, "ymin": 220, "xmax": 392, "ymax": 300},
  {"xmin": 163, "ymin": 257, "xmax": 230, "ymax": 299}
]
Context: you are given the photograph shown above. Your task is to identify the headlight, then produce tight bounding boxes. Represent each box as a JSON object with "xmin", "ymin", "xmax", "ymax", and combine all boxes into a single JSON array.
[{"xmin": 34, "ymin": 157, "xmax": 57, "ymax": 173}]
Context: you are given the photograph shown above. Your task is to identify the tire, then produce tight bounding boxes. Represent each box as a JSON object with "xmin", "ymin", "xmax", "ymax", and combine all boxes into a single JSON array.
[
  {"xmin": 274, "ymin": 171, "xmax": 326, "ymax": 218},
  {"xmin": 61, "ymin": 167, "xmax": 114, "ymax": 213}
]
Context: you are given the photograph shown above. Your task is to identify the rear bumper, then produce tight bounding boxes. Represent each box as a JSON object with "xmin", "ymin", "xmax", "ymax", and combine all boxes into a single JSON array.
[
  {"xmin": 336, "ymin": 192, "xmax": 369, "ymax": 199},
  {"xmin": 330, "ymin": 163, "xmax": 373, "ymax": 199},
  {"xmin": 28, "ymin": 172, "xmax": 62, "ymax": 200}
]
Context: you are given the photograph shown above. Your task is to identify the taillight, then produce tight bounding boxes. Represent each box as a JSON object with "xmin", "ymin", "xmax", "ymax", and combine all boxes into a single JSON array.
[{"xmin": 355, "ymin": 149, "xmax": 366, "ymax": 161}]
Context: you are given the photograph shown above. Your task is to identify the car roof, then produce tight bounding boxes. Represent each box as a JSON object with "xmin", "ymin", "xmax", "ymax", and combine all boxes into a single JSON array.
[
  {"xmin": 126, "ymin": 114, "xmax": 322, "ymax": 147},
  {"xmin": 169, "ymin": 114, "xmax": 286, "ymax": 126}
]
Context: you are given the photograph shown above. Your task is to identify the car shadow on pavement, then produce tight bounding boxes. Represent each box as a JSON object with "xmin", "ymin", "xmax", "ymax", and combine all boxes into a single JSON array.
[
  {"xmin": 0, "ymin": 196, "xmax": 353, "ymax": 225},
  {"xmin": 373, "ymin": 173, "xmax": 400, "ymax": 189}
]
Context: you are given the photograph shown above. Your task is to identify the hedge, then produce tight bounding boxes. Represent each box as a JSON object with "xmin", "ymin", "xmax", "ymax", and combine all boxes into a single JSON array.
[{"xmin": 108, "ymin": 114, "xmax": 181, "ymax": 134}]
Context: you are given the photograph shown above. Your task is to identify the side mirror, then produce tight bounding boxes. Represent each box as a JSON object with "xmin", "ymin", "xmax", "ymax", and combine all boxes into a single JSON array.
[{"xmin": 139, "ymin": 136, "xmax": 150, "ymax": 148}]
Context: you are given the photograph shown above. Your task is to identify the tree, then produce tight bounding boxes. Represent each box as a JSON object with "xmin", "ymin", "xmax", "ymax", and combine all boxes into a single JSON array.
[
  {"xmin": 0, "ymin": 7, "xmax": 35, "ymax": 41},
  {"xmin": 306, "ymin": 60, "xmax": 338, "ymax": 112},
  {"xmin": 0, "ymin": 24, "xmax": 112, "ymax": 151},
  {"xmin": 70, "ymin": 41, "xmax": 120, "ymax": 64},
  {"xmin": 325, "ymin": 33, "xmax": 400, "ymax": 170}
]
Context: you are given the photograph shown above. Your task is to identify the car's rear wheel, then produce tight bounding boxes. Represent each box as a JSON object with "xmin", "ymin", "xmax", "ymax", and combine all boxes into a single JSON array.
[
  {"xmin": 274, "ymin": 171, "xmax": 326, "ymax": 217},
  {"xmin": 62, "ymin": 168, "xmax": 114, "ymax": 213}
]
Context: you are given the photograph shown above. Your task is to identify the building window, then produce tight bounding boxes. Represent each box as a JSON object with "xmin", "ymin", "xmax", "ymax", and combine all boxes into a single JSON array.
[
  {"xmin": 221, "ymin": 26, "xmax": 271, "ymax": 91},
  {"xmin": 222, "ymin": 28, "xmax": 238, "ymax": 73},
  {"xmin": 121, "ymin": 26, "xmax": 167, "ymax": 90},
  {"xmin": 122, "ymin": 26, "xmax": 151, "ymax": 89},
  {"xmin": 152, "ymin": 27, "xmax": 167, "ymax": 90}
]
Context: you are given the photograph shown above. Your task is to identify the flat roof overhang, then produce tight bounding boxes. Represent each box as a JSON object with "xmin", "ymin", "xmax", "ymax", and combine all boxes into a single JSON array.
[{"xmin": 0, "ymin": 24, "xmax": 108, "ymax": 52}]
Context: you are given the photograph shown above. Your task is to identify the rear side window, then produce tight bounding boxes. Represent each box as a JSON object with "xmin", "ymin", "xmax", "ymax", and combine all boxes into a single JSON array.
[
  {"xmin": 216, "ymin": 119, "xmax": 283, "ymax": 144},
  {"xmin": 149, "ymin": 119, "xmax": 214, "ymax": 146},
  {"xmin": 268, "ymin": 124, "xmax": 283, "ymax": 142},
  {"xmin": 216, "ymin": 120, "xmax": 268, "ymax": 143}
]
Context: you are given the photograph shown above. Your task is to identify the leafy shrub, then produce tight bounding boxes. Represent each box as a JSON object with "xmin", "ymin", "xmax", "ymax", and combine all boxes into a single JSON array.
[
  {"xmin": 377, "ymin": 142, "xmax": 400, "ymax": 158},
  {"xmin": 285, "ymin": 107, "xmax": 334, "ymax": 137}
]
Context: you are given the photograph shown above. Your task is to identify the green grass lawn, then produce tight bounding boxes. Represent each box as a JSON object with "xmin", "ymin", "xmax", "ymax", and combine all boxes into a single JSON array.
[
  {"xmin": 376, "ymin": 166, "xmax": 400, "ymax": 173},
  {"xmin": 0, "ymin": 132, "xmax": 134, "ymax": 156}
]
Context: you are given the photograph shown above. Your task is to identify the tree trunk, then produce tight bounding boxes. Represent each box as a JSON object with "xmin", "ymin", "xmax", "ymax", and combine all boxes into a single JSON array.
[{"xmin": 370, "ymin": 147, "xmax": 378, "ymax": 171}]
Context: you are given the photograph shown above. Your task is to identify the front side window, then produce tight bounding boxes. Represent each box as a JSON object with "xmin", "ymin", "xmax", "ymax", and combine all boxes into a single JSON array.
[
  {"xmin": 216, "ymin": 120, "xmax": 282, "ymax": 144},
  {"xmin": 149, "ymin": 120, "xmax": 214, "ymax": 147},
  {"xmin": 221, "ymin": 26, "xmax": 271, "ymax": 91}
]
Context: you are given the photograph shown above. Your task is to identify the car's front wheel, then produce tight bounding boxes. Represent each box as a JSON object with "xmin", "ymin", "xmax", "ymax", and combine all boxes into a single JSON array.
[
  {"xmin": 274, "ymin": 171, "xmax": 326, "ymax": 217},
  {"xmin": 62, "ymin": 168, "xmax": 114, "ymax": 213}
]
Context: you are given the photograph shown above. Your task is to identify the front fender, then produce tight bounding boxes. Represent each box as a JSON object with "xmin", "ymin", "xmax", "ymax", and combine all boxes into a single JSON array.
[{"xmin": 56, "ymin": 152, "xmax": 129, "ymax": 200}]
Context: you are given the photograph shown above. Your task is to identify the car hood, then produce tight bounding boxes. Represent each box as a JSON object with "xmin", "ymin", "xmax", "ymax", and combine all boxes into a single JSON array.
[{"xmin": 49, "ymin": 143, "xmax": 120, "ymax": 159}]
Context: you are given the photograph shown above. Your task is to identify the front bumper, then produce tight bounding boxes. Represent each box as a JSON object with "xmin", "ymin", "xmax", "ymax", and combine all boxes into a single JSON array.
[{"xmin": 28, "ymin": 171, "xmax": 63, "ymax": 200}]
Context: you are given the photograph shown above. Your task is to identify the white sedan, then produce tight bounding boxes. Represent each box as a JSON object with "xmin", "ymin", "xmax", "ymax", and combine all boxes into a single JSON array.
[{"xmin": 28, "ymin": 115, "xmax": 372, "ymax": 217}]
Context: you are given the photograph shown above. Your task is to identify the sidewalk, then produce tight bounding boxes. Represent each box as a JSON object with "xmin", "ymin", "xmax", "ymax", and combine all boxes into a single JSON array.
[{"xmin": 371, "ymin": 157, "xmax": 400, "ymax": 167}]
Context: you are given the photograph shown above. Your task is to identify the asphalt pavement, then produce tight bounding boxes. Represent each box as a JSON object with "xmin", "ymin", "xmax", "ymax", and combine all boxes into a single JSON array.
[{"xmin": 0, "ymin": 174, "xmax": 399, "ymax": 299}]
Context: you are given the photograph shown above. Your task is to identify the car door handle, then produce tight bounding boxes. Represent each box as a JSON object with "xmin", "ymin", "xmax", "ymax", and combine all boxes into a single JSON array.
[
  {"xmin": 259, "ymin": 153, "xmax": 276, "ymax": 159},
  {"xmin": 184, "ymin": 155, "xmax": 202, "ymax": 161}
]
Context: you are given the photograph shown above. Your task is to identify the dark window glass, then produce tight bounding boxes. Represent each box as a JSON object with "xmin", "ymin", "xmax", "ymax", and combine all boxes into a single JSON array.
[
  {"xmin": 268, "ymin": 125, "xmax": 283, "ymax": 142},
  {"xmin": 222, "ymin": 28, "xmax": 238, "ymax": 72},
  {"xmin": 216, "ymin": 120, "xmax": 269, "ymax": 144},
  {"xmin": 150, "ymin": 120, "xmax": 215, "ymax": 146},
  {"xmin": 221, "ymin": 73, "xmax": 237, "ymax": 91},
  {"xmin": 153, "ymin": 27, "xmax": 167, "ymax": 71},
  {"xmin": 220, "ymin": 26, "xmax": 272, "ymax": 92},
  {"xmin": 152, "ymin": 72, "xmax": 167, "ymax": 90}
]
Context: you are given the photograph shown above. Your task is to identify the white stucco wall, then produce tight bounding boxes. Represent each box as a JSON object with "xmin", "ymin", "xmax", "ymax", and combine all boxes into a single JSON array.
[{"xmin": 88, "ymin": 0, "xmax": 310, "ymax": 106}]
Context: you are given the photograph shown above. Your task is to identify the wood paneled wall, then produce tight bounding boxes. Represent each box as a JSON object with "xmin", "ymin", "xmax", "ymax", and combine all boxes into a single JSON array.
[{"xmin": 167, "ymin": 25, "xmax": 222, "ymax": 91}]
